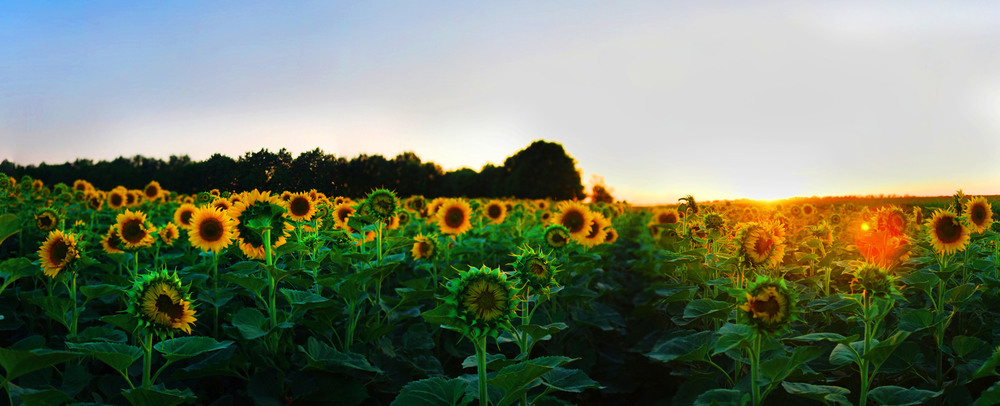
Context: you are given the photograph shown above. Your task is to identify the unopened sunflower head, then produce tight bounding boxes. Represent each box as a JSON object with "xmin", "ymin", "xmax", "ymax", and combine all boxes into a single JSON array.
[
  {"xmin": 443, "ymin": 266, "xmax": 520, "ymax": 339},
  {"xmin": 511, "ymin": 245, "xmax": 559, "ymax": 292},
  {"xmin": 850, "ymin": 263, "xmax": 898, "ymax": 299},
  {"xmin": 364, "ymin": 188, "xmax": 398, "ymax": 223},
  {"xmin": 126, "ymin": 270, "xmax": 198, "ymax": 339},
  {"xmin": 739, "ymin": 276, "xmax": 797, "ymax": 335},
  {"xmin": 543, "ymin": 224, "xmax": 571, "ymax": 249}
]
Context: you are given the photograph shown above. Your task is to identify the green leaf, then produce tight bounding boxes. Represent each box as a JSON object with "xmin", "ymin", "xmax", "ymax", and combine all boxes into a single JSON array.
[
  {"xmin": 781, "ymin": 382, "xmax": 852, "ymax": 406},
  {"xmin": 0, "ymin": 347, "xmax": 80, "ymax": 381},
  {"xmin": 952, "ymin": 336, "xmax": 988, "ymax": 359},
  {"xmin": 682, "ymin": 299, "xmax": 731, "ymax": 321},
  {"xmin": 79, "ymin": 284, "xmax": 122, "ymax": 300},
  {"xmin": 829, "ymin": 341, "xmax": 864, "ymax": 366},
  {"xmin": 232, "ymin": 307, "xmax": 268, "ymax": 340},
  {"xmin": 694, "ymin": 388, "xmax": 747, "ymax": 406},
  {"xmin": 761, "ymin": 346, "xmax": 824, "ymax": 384},
  {"xmin": 866, "ymin": 386, "xmax": 940, "ymax": 406},
  {"xmin": 653, "ymin": 285, "xmax": 698, "ymax": 302},
  {"xmin": 713, "ymin": 324, "xmax": 753, "ymax": 355},
  {"xmin": 11, "ymin": 387, "xmax": 73, "ymax": 406},
  {"xmin": 153, "ymin": 336, "xmax": 232, "ymax": 363},
  {"xmin": 973, "ymin": 346, "xmax": 1000, "ymax": 379},
  {"xmin": 299, "ymin": 336, "xmax": 382, "ymax": 373},
  {"xmin": 646, "ymin": 331, "xmax": 713, "ymax": 364},
  {"xmin": 221, "ymin": 273, "xmax": 267, "ymax": 298},
  {"xmin": 945, "ymin": 283, "xmax": 977, "ymax": 304},
  {"xmin": 0, "ymin": 213, "xmax": 20, "ymax": 246},
  {"xmin": 541, "ymin": 367, "xmax": 602, "ymax": 393},
  {"xmin": 66, "ymin": 341, "xmax": 142, "ymax": 372},
  {"xmin": 489, "ymin": 360, "xmax": 559, "ymax": 406},
  {"xmin": 27, "ymin": 296, "xmax": 72, "ymax": 329},
  {"xmin": 898, "ymin": 309, "xmax": 938, "ymax": 333},
  {"xmin": 422, "ymin": 304, "xmax": 460, "ymax": 332},
  {"xmin": 280, "ymin": 288, "xmax": 333, "ymax": 314},
  {"xmin": 786, "ymin": 333, "xmax": 854, "ymax": 344},
  {"xmin": 519, "ymin": 322, "xmax": 568, "ymax": 344},
  {"xmin": 391, "ymin": 377, "xmax": 473, "ymax": 406},
  {"xmin": 864, "ymin": 331, "xmax": 911, "ymax": 368},
  {"xmin": 122, "ymin": 385, "xmax": 197, "ymax": 406},
  {"xmin": 0, "ymin": 257, "xmax": 34, "ymax": 279},
  {"xmin": 974, "ymin": 380, "xmax": 1000, "ymax": 406}
]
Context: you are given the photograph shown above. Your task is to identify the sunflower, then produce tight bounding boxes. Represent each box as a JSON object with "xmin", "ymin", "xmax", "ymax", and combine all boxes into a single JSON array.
[
  {"xmin": 364, "ymin": 188, "xmax": 398, "ymax": 222},
  {"xmin": 396, "ymin": 210, "xmax": 411, "ymax": 228},
  {"xmin": 739, "ymin": 276, "xmax": 796, "ymax": 334},
  {"xmin": 159, "ymin": 223, "xmax": 180, "ymax": 246},
  {"xmin": 285, "ymin": 192, "xmax": 316, "ymax": 222},
  {"xmin": 280, "ymin": 191, "xmax": 293, "ymax": 201},
  {"xmin": 704, "ymin": 213, "xmax": 726, "ymax": 231},
  {"xmin": 436, "ymin": 198, "xmax": 473, "ymax": 235},
  {"xmin": 72, "ymin": 179, "xmax": 92, "ymax": 193},
  {"xmin": 107, "ymin": 187, "xmax": 127, "ymax": 210},
  {"xmin": 425, "ymin": 198, "xmax": 447, "ymax": 223},
  {"xmin": 37, "ymin": 230, "xmax": 80, "ymax": 278},
  {"xmin": 512, "ymin": 245, "xmax": 558, "ymax": 292},
  {"xmin": 125, "ymin": 190, "xmax": 139, "ymax": 207},
  {"xmin": 535, "ymin": 200, "xmax": 550, "ymax": 211},
  {"xmin": 579, "ymin": 211, "xmax": 610, "ymax": 247},
  {"xmin": 650, "ymin": 208, "xmax": 681, "ymax": 226},
  {"xmin": 849, "ymin": 263, "xmax": 897, "ymax": 298},
  {"xmin": 116, "ymin": 209, "xmax": 157, "ymax": 250},
  {"xmin": 875, "ymin": 206, "xmax": 908, "ymax": 238},
  {"xmin": 211, "ymin": 198, "xmax": 232, "ymax": 212},
  {"xmin": 188, "ymin": 207, "xmax": 236, "ymax": 253},
  {"xmin": 738, "ymin": 222, "xmax": 785, "ymax": 269},
  {"xmin": 127, "ymin": 270, "xmax": 197, "ymax": 337},
  {"xmin": 228, "ymin": 189, "xmax": 292, "ymax": 260},
  {"xmin": 603, "ymin": 227, "xmax": 619, "ymax": 244},
  {"xmin": 35, "ymin": 208, "xmax": 59, "ymax": 232},
  {"xmin": 406, "ymin": 195, "xmax": 425, "ymax": 213},
  {"xmin": 411, "ymin": 234, "xmax": 439, "ymax": 260},
  {"xmin": 926, "ymin": 209, "xmax": 970, "ymax": 255},
  {"xmin": 101, "ymin": 225, "xmax": 126, "ymax": 254},
  {"xmin": 143, "ymin": 181, "xmax": 163, "ymax": 201},
  {"xmin": 788, "ymin": 205, "xmax": 802, "ymax": 217},
  {"xmin": 544, "ymin": 224, "xmax": 571, "ymax": 249},
  {"xmin": 483, "ymin": 200, "xmax": 507, "ymax": 224},
  {"xmin": 332, "ymin": 202, "xmax": 357, "ymax": 231},
  {"xmin": 965, "ymin": 197, "xmax": 993, "ymax": 234},
  {"xmin": 444, "ymin": 266, "xmax": 520, "ymax": 339},
  {"xmin": 553, "ymin": 202, "xmax": 594, "ymax": 239},
  {"xmin": 32, "ymin": 179, "xmax": 43, "ymax": 192},
  {"xmin": 802, "ymin": 203, "xmax": 816, "ymax": 217},
  {"xmin": 173, "ymin": 204, "xmax": 198, "ymax": 230}
]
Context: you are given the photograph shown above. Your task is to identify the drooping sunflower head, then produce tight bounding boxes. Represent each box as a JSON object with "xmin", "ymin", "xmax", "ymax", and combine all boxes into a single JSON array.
[
  {"xmin": 37, "ymin": 229, "xmax": 80, "ymax": 279},
  {"xmin": 126, "ymin": 270, "xmax": 197, "ymax": 338},
  {"xmin": 964, "ymin": 197, "xmax": 993, "ymax": 234},
  {"xmin": 35, "ymin": 208, "xmax": 60, "ymax": 232},
  {"xmin": 444, "ymin": 265, "xmax": 520, "ymax": 339},
  {"xmin": 543, "ymin": 224, "xmax": 571, "ymax": 249},
  {"xmin": 739, "ymin": 276, "xmax": 797, "ymax": 334},
  {"xmin": 116, "ymin": 209, "xmax": 157, "ymax": 250},
  {"xmin": 483, "ymin": 200, "xmax": 507, "ymax": 225},
  {"xmin": 436, "ymin": 198, "xmax": 474, "ymax": 235},
  {"xmin": 737, "ymin": 222, "xmax": 785, "ymax": 269},
  {"xmin": 411, "ymin": 234, "xmax": 439, "ymax": 260},
  {"xmin": 158, "ymin": 223, "xmax": 180, "ymax": 246},
  {"xmin": 173, "ymin": 204, "xmax": 199, "ymax": 230},
  {"xmin": 850, "ymin": 263, "xmax": 898, "ymax": 298},
  {"xmin": 285, "ymin": 192, "xmax": 317, "ymax": 222},
  {"xmin": 553, "ymin": 201, "xmax": 594, "ymax": 238},
  {"xmin": 926, "ymin": 209, "xmax": 970, "ymax": 255},
  {"xmin": 364, "ymin": 188, "xmax": 398, "ymax": 222},
  {"xmin": 578, "ymin": 211, "xmax": 610, "ymax": 247},
  {"xmin": 511, "ymin": 245, "xmax": 559, "ymax": 292},
  {"xmin": 228, "ymin": 189, "xmax": 292, "ymax": 260}
]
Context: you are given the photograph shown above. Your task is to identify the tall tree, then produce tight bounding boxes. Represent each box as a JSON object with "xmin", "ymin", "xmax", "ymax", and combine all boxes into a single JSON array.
[{"xmin": 501, "ymin": 140, "xmax": 585, "ymax": 200}]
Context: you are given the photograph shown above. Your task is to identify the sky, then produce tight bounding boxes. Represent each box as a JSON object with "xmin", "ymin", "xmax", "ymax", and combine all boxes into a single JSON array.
[{"xmin": 2, "ymin": 1, "xmax": 1000, "ymax": 205}]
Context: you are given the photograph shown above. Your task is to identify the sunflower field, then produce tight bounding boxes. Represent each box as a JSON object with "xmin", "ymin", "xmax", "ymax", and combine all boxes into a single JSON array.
[{"xmin": 0, "ymin": 174, "xmax": 999, "ymax": 406}]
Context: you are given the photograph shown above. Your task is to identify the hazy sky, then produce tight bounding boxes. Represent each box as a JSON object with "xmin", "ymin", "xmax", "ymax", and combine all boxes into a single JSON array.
[{"xmin": 3, "ymin": 1, "xmax": 999, "ymax": 204}]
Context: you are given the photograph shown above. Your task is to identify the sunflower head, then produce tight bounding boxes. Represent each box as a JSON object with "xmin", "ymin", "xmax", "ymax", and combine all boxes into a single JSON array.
[
  {"xmin": 126, "ymin": 270, "xmax": 198, "ymax": 338},
  {"xmin": 511, "ymin": 245, "xmax": 559, "ymax": 292},
  {"xmin": 159, "ymin": 223, "xmax": 180, "ymax": 246},
  {"xmin": 116, "ymin": 209, "xmax": 157, "ymax": 250},
  {"xmin": 107, "ymin": 187, "xmax": 128, "ymax": 210},
  {"xmin": 143, "ymin": 181, "xmax": 163, "ymax": 201},
  {"xmin": 101, "ymin": 225, "xmax": 126, "ymax": 255},
  {"xmin": 926, "ymin": 209, "xmax": 970, "ymax": 255},
  {"xmin": 553, "ymin": 202, "xmax": 594, "ymax": 238},
  {"xmin": 229, "ymin": 190, "xmax": 292, "ymax": 260},
  {"xmin": 874, "ymin": 206, "xmax": 908, "ymax": 238},
  {"xmin": 849, "ymin": 263, "xmax": 898, "ymax": 299},
  {"xmin": 436, "ymin": 198, "xmax": 473, "ymax": 235},
  {"xmin": 173, "ymin": 204, "xmax": 199, "ymax": 230},
  {"xmin": 444, "ymin": 265, "xmax": 520, "ymax": 339},
  {"xmin": 285, "ymin": 192, "xmax": 317, "ymax": 222},
  {"xmin": 37, "ymin": 230, "xmax": 80, "ymax": 279},
  {"xmin": 703, "ymin": 212, "xmax": 726, "ymax": 231},
  {"xmin": 578, "ymin": 211, "xmax": 610, "ymax": 247},
  {"xmin": 964, "ymin": 197, "xmax": 993, "ymax": 234},
  {"xmin": 483, "ymin": 200, "xmax": 507, "ymax": 224},
  {"xmin": 739, "ymin": 276, "xmax": 797, "ymax": 335},
  {"xmin": 364, "ymin": 188, "xmax": 398, "ymax": 222},
  {"xmin": 411, "ymin": 234, "xmax": 439, "ymax": 261},
  {"xmin": 35, "ymin": 208, "xmax": 60, "ymax": 232},
  {"xmin": 603, "ymin": 227, "xmax": 619, "ymax": 244},
  {"xmin": 543, "ymin": 224, "xmax": 571, "ymax": 249},
  {"xmin": 737, "ymin": 222, "xmax": 785, "ymax": 269},
  {"xmin": 396, "ymin": 210, "xmax": 411, "ymax": 228}
]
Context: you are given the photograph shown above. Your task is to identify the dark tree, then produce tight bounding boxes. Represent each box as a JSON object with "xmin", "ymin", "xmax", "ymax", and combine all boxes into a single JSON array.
[{"xmin": 501, "ymin": 140, "xmax": 585, "ymax": 200}]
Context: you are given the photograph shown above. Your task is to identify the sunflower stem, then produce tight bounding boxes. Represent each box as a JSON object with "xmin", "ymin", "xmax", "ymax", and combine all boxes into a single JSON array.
[
  {"xmin": 475, "ymin": 335, "xmax": 489, "ymax": 406},
  {"xmin": 142, "ymin": 332, "xmax": 153, "ymax": 389},
  {"xmin": 212, "ymin": 252, "xmax": 219, "ymax": 338},
  {"xmin": 859, "ymin": 291, "xmax": 872, "ymax": 406},
  {"xmin": 69, "ymin": 271, "xmax": 78, "ymax": 339},
  {"xmin": 521, "ymin": 286, "xmax": 530, "ymax": 406},
  {"xmin": 750, "ymin": 333, "xmax": 761, "ymax": 406}
]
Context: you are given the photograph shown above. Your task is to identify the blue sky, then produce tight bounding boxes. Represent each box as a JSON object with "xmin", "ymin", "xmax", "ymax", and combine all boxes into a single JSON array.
[{"xmin": 3, "ymin": 1, "xmax": 999, "ymax": 204}]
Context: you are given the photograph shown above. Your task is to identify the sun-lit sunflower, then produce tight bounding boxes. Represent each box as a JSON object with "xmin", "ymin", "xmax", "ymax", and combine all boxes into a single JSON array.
[
  {"xmin": 208, "ymin": 198, "xmax": 231, "ymax": 213},
  {"xmin": 143, "ymin": 181, "xmax": 163, "ymax": 201},
  {"xmin": 228, "ymin": 189, "xmax": 292, "ymax": 260},
  {"xmin": 411, "ymin": 234, "xmax": 439, "ymax": 260},
  {"xmin": 788, "ymin": 205, "xmax": 802, "ymax": 217},
  {"xmin": 332, "ymin": 202, "xmax": 357, "ymax": 231},
  {"xmin": 738, "ymin": 222, "xmax": 785, "ymax": 269},
  {"xmin": 116, "ymin": 209, "xmax": 157, "ymax": 250},
  {"xmin": 228, "ymin": 193, "xmax": 244, "ymax": 206},
  {"xmin": 875, "ymin": 206, "xmax": 908, "ymax": 238},
  {"xmin": 436, "ymin": 198, "xmax": 473, "ymax": 235},
  {"xmin": 280, "ymin": 191, "xmax": 293, "ymax": 201},
  {"xmin": 544, "ymin": 224, "xmax": 571, "ymax": 249},
  {"xmin": 35, "ymin": 208, "xmax": 59, "ymax": 231},
  {"xmin": 187, "ymin": 207, "xmax": 236, "ymax": 253},
  {"xmin": 926, "ymin": 209, "xmax": 970, "ymax": 255},
  {"xmin": 512, "ymin": 245, "xmax": 559, "ymax": 292},
  {"xmin": 535, "ymin": 200, "xmax": 549, "ymax": 211},
  {"xmin": 127, "ymin": 270, "xmax": 197, "ymax": 337},
  {"xmin": 739, "ymin": 276, "xmax": 796, "ymax": 334},
  {"xmin": 801, "ymin": 203, "xmax": 816, "ymax": 217},
  {"xmin": 37, "ymin": 230, "xmax": 80, "ymax": 278},
  {"xmin": 911, "ymin": 207, "xmax": 923, "ymax": 226},
  {"xmin": 444, "ymin": 265, "xmax": 520, "ymax": 339},
  {"xmin": 285, "ymin": 192, "xmax": 316, "ymax": 222},
  {"xmin": 101, "ymin": 225, "xmax": 126, "ymax": 255},
  {"xmin": 553, "ymin": 201, "xmax": 594, "ymax": 239},
  {"xmin": 650, "ymin": 208, "xmax": 681, "ymax": 226},
  {"xmin": 964, "ymin": 197, "xmax": 993, "ymax": 234},
  {"xmin": 106, "ymin": 187, "xmax": 127, "ymax": 210},
  {"xmin": 364, "ymin": 188, "xmax": 398, "ymax": 222},
  {"xmin": 172, "ymin": 204, "xmax": 198, "ymax": 230},
  {"xmin": 483, "ymin": 200, "xmax": 507, "ymax": 224},
  {"xmin": 159, "ymin": 223, "xmax": 180, "ymax": 246},
  {"xmin": 424, "ymin": 197, "xmax": 446, "ymax": 223},
  {"xmin": 579, "ymin": 211, "xmax": 610, "ymax": 247}
]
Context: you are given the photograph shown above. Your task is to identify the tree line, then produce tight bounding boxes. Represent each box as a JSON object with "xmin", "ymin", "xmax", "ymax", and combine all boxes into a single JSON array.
[{"xmin": 1, "ymin": 140, "xmax": 588, "ymax": 200}]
